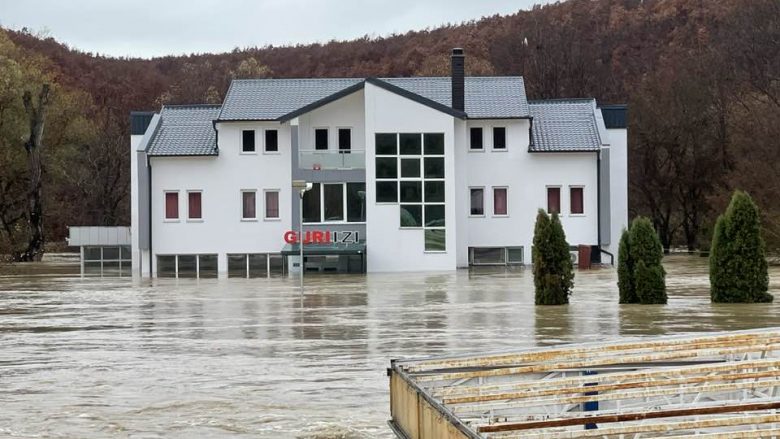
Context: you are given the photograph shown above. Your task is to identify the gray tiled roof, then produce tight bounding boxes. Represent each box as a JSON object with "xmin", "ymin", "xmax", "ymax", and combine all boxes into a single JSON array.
[
  {"xmin": 382, "ymin": 77, "xmax": 529, "ymax": 119},
  {"xmin": 217, "ymin": 77, "xmax": 529, "ymax": 121},
  {"xmin": 146, "ymin": 105, "xmax": 221, "ymax": 156},
  {"xmin": 529, "ymin": 99, "xmax": 604, "ymax": 152}
]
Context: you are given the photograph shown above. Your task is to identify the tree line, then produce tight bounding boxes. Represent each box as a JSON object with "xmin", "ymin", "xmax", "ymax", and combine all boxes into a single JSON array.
[{"xmin": 0, "ymin": 0, "xmax": 778, "ymax": 259}]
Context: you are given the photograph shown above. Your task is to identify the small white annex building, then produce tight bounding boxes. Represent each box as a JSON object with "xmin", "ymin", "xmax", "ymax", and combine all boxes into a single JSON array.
[{"xmin": 129, "ymin": 49, "xmax": 628, "ymax": 278}]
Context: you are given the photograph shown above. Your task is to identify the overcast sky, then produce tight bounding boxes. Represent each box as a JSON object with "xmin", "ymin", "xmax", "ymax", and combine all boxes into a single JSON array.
[{"xmin": 1, "ymin": 0, "xmax": 552, "ymax": 58}]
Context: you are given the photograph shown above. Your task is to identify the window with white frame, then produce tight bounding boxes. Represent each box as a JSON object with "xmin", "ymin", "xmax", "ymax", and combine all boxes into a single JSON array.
[
  {"xmin": 338, "ymin": 128, "xmax": 351, "ymax": 151},
  {"xmin": 493, "ymin": 187, "xmax": 508, "ymax": 216},
  {"xmin": 164, "ymin": 191, "xmax": 179, "ymax": 220},
  {"xmin": 493, "ymin": 127, "xmax": 506, "ymax": 149},
  {"xmin": 547, "ymin": 186, "xmax": 561, "ymax": 214},
  {"xmin": 470, "ymin": 188, "xmax": 484, "ymax": 216},
  {"xmin": 264, "ymin": 190, "xmax": 280, "ymax": 219},
  {"xmin": 469, "ymin": 127, "xmax": 483, "ymax": 150},
  {"xmin": 315, "ymin": 128, "xmax": 328, "ymax": 150},
  {"xmin": 187, "ymin": 191, "xmax": 202, "ymax": 220},
  {"xmin": 242, "ymin": 129, "xmax": 256, "ymax": 153},
  {"xmin": 570, "ymin": 186, "xmax": 584, "ymax": 214},
  {"xmin": 265, "ymin": 129, "xmax": 278, "ymax": 153},
  {"xmin": 242, "ymin": 190, "xmax": 257, "ymax": 220}
]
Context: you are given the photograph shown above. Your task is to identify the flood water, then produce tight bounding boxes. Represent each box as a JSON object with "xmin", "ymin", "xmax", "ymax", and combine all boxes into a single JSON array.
[{"xmin": 1, "ymin": 255, "xmax": 779, "ymax": 438}]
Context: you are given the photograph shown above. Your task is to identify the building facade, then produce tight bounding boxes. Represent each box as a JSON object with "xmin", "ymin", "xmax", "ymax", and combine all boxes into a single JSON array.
[{"xmin": 130, "ymin": 49, "xmax": 628, "ymax": 278}]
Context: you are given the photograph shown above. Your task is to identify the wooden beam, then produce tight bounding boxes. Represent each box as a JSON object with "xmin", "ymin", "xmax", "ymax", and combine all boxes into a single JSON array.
[{"xmin": 476, "ymin": 401, "xmax": 780, "ymax": 433}]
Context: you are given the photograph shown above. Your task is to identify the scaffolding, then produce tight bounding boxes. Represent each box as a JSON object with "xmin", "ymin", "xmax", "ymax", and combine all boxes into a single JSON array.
[{"xmin": 388, "ymin": 328, "xmax": 780, "ymax": 438}]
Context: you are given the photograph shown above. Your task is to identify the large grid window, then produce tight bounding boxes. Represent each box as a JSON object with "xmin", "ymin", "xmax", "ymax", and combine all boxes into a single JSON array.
[{"xmin": 374, "ymin": 132, "xmax": 445, "ymax": 251}]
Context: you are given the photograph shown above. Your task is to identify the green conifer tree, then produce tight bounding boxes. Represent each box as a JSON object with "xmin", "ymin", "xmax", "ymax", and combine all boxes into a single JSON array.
[
  {"xmin": 617, "ymin": 228, "xmax": 637, "ymax": 303},
  {"xmin": 533, "ymin": 209, "xmax": 574, "ymax": 305},
  {"xmin": 628, "ymin": 217, "xmax": 667, "ymax": 304},
  {"xmin": 710, "ymin": 191, "xmax": 772, "ymax": 303}
]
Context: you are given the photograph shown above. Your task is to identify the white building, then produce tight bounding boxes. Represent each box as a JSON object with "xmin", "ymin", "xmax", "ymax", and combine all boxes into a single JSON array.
[{"xmin": 130, "ymin": 49, "xmax": 628, "ymax": 278}]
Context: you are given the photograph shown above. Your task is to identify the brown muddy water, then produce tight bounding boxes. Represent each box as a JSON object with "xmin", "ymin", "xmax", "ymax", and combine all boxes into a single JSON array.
[{"xmin": 1, "ymin": 255, "xmax": 778, "ymax": 438}]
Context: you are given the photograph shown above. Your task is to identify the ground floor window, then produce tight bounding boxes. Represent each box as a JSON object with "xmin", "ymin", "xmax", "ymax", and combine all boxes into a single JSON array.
[
  {"xmin": 156, "ymin": 254, "xmax": 218, "ymax": 278},
  {"xmin": 227, "ymin": 253, "xmax": 286, "ymax": 278},
  {"xmin": 303, "ymin": 182, "xmax": 366, "ymax": 223},
  {"xmin": 469, "ymin": 246, "xmax": 524, "ymax": 266},
  {"xmin": 83, "ymin": 245, "xmax": 131, "ymax": 276}
]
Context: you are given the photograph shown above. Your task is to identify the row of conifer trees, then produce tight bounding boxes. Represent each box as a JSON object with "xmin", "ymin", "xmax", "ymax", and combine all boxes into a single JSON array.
[{"xmin": 532, "ymin": 191, "xmax": 772, "ymax": 305}]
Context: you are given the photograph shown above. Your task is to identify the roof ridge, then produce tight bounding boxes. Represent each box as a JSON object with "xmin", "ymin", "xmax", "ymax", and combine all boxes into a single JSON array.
[
  {"xmin": 529, "ymin": 98, "xmax": 596, "ymax": 104},
  {"xmin": 162, "ymin": 104, "xmax": 222, "ymax": 109}
]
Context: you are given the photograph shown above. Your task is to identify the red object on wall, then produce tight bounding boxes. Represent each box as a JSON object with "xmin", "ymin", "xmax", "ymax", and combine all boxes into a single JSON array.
[
  {"xmin": 578, "ymin": 245, "xmax": 592, "ymax": 269},
  {"xmin": 188, "ymin": 192, "xmax": 202, "ymax": 219}
]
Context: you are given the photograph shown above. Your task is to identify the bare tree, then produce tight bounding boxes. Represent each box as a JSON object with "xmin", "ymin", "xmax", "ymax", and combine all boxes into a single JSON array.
[{"xmin": 19, "ymin": 84, "xmax": 50, "ymax": 261}]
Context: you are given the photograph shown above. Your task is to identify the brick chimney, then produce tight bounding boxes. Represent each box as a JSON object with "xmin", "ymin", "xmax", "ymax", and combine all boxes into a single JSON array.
[{"xmin": 451, "ymin": 48, "xmax": 465, "ymax": 112}]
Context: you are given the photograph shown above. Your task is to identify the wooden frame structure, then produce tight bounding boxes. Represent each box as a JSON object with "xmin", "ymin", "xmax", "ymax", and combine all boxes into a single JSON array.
[{"xmin": 388, "ymin": 328, "xmax": 780, "ymax": 438}]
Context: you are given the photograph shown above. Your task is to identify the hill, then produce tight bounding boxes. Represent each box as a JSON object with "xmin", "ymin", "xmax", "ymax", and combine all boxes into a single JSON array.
[{"xmin": 0, "ymin": 0, "xmax": 778, "ymax": 258}]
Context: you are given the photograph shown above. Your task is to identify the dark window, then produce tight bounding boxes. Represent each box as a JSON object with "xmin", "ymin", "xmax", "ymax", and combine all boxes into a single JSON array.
[
  {"xmin": 424, "ymin": 181, "xmax": 445, "ymax": 203},
  {"xmin": 242, "ymin": 130, "xmax": 255, "ymax": 152},
  {"xmin": 425, "ymin": 229, "xmax": 446, "ymax": 251},
  {"xmin": 302, "ymin": 183, "xmax": 321, "ymax": 223},
  {"xmin": 571, "ymin": 187, "xmax": 584, "ymax": 214},
  {"xmin": 493, "ymin": 127, "xmax": 506, "ymax": 149},
  {"xmin": 425, "ymin": 205, "xmax": 445, "ymax": 227},
  {"xmin": 249, "ymin": 253, "xmax": 269, "ymax": 278},
  {"xmin": 400, "ymin": 205, "xmax": 422, "ymax": 227},
  {"xmin": 242, "ymin": 191, "xmax": 256, "ymax": 219},
  {"xmin": 401, "ymin": 158, "xmax": 420, "ymax": 178},
  {"xmin": 338, "ymin": 128, "xmax": 351, "ymax": 151},
  {"xmin": 177, "ymin": 255, "xmax": 197, "ymax": 278},
  {"xmin": 399, "ymin": 133, "xmax": 422, "ymax": 155},
  {"xmin": 165, "ymin": 192, "xmax": 179, "ymax": 219},
  {"xmin": 375, "ymin": 157, "xmax": 397, "ymax": 179},
  {"xmin": 323, "ymin": 184, "xmax": 344, "ymax": 221},
  {"xmin": 265, "ymin": 130, "xmax": 278, "ymax": 152},
  {"xmin": 424, "ymin": 157, "xmax": 445, "ymax": 178},
  {"xmin": 188, "ymin": 192, "xmax": 202, "ymax": 219},
  {"xmin": 424, "ymin": 133, "xmax": 444, "ymax": 155},
  {"xmin": 157, "ymin": 255, "xmax": 176, "ymax": 278},
  {"xmin": 470, "ymin": 127, "xmax": 483, "ymax": 150},
  {"xmin": 315, "ymin": 128, "xmax": 328, "ymax": 150},
  {"xmin": 198, "ymin": 254, "xmax": 218, "ymax": 278},
  {"xmin": 265, "ymin": 191, "xmax": 279, "ymax": 219},
  {"xmin": 346, "ymin": 183, "xmax": 366, "ymax": 222},
  {"xmin": 228, "ymin": 254, "xmax": 248, "ymax": 278},
  {"xmin": 375, "ymin": 133, "xmax": 397, "ymax": 155},
  {"xmin": 376, "ymin": 181, "xmax": 397, "ymax": 203},
  {"xmin": 400, "ymin": 181, "xmax": 422, "ymax": 202},
  {"xmin": 493, "ymin": 188, "xmax": 507, "ymax": 215},
  {"xmin": 547, "ymin": 187, "xmax": 561, "ymax": 214},
  {"xmin": 470, "ymin": 188, "xmax": 484, "ymax": 215}
]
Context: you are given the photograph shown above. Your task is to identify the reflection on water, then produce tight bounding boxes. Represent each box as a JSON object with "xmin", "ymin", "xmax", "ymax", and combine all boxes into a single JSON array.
[{"xmin": 0, "ymin": 255, "xmax": 778, "ymax": 438}]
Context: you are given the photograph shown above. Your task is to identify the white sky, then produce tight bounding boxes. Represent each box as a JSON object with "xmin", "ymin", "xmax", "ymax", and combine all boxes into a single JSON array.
[{"xmin": 0, "ymin": 0, "xmax": 552, "ymax": 58}]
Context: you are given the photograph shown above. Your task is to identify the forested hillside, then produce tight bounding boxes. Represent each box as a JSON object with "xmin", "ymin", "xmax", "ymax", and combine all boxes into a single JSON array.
[{"xmin": 0, "ymin": 0, "xmax": 778, "ymax": 260}]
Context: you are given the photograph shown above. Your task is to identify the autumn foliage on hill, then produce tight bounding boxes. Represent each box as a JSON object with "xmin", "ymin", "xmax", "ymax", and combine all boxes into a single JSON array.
[{"xmin": 0, "ymin": 0, "xmax": 778, "ymax": 256}]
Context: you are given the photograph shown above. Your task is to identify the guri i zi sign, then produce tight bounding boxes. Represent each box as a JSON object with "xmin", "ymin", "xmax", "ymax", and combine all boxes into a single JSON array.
[{"xmin": 284, "ymin": 230, "xmax": 360, "ymax": 244}]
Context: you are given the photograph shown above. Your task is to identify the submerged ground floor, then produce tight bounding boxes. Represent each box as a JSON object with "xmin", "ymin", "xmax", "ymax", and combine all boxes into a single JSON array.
[{"xmin": 0, "ymin": 255, "xmax": 778, "ymax": 437}]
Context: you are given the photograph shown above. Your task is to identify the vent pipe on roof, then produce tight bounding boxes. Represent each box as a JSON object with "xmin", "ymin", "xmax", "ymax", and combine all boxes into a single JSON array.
[{"xmin": 451, "ymin": 48, "xmax": 465, "ymax": 112}]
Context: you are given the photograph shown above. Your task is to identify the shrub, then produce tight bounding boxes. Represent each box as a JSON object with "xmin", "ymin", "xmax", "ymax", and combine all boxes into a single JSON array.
[
  {"xmin": 617, "ymin": 228, "xmax": 636, "ymax": 304},
  {"xmin": 710, "ymin": 191, "xmax": 772, "ymax": 303},
  {"xmin": 618, "ymin": 217, "xmax": 667, "ymax": 304},
  {"xmin": 533, "ymin": 209, "xmax": 574, "ymax": 305}
]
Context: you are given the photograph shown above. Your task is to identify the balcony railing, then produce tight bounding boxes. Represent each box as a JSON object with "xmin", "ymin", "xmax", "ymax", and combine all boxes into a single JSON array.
[{"xmin": 299, "ymin": 150, "xmax": 365, "ymax": 170}]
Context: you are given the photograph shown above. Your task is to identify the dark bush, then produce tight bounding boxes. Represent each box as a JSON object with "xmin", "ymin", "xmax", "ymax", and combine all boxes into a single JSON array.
[{"xmin": 618, "ymin": 217, "xmax": 667, "ymax": 304}]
